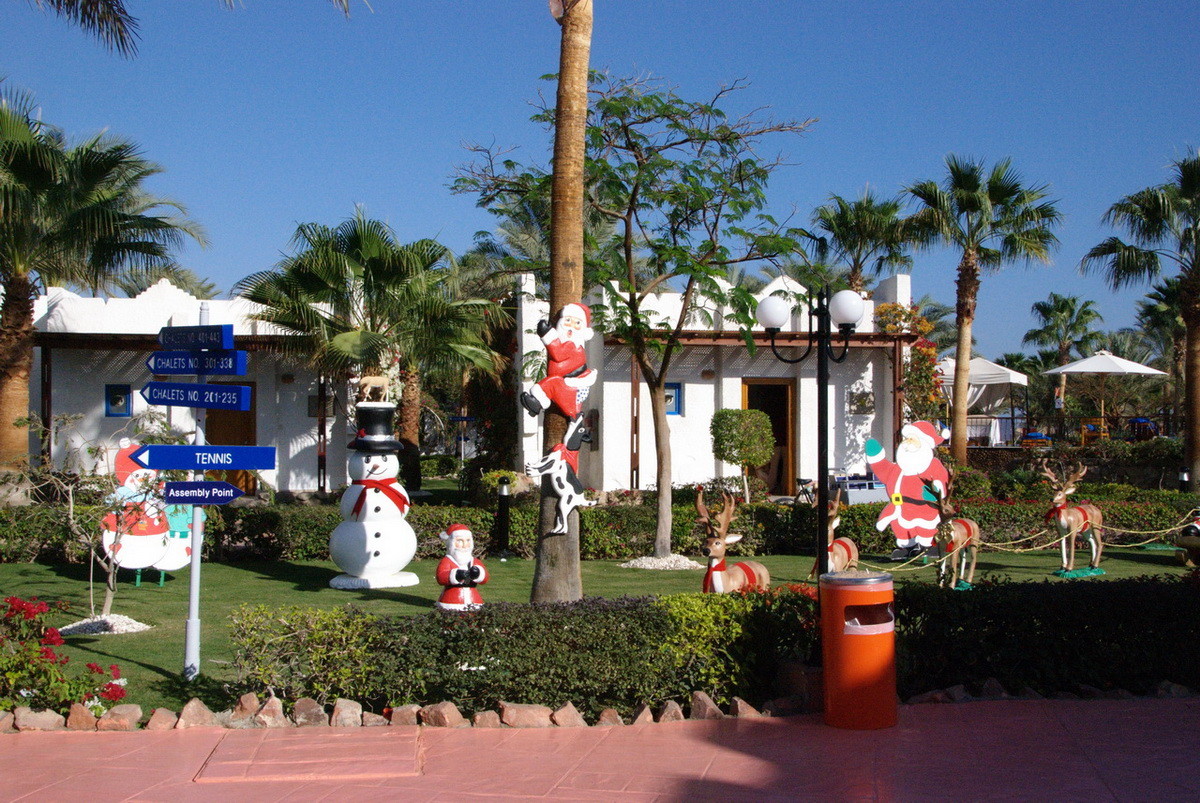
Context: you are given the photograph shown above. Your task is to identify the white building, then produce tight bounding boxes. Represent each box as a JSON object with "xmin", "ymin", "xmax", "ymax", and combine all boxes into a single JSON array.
[
  {"xmin": 30, "ymin": 274, "xmax": 913, "ymax": 497},
  {"xmin": 516, "ymin": 273, "xmax": 914, "ymax": 494},
  {"xmin": 32, "ymin": 280, "xmax": 346, "ymax": 494}
]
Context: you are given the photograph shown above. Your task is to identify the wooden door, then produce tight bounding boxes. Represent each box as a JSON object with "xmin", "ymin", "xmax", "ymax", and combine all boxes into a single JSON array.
[
  {"xmin": 741, "ymin": 378, "xmax": 795, "ymax": 496},
  {"xmin": 204, "ymin": 382, "xmax": 257, "ymax": 494}
]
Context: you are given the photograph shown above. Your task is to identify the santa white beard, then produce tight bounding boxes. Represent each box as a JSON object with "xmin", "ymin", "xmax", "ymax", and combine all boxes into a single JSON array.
[
  {"xmin": 448, "ymin": 548, "xmax": 473, "ymax": 567},
  {"xmin": 559, "ymin": 325, "xmax": 594, "ymax": 346},
  {"xmin": 895, "ymin": 440, "xmax": 934, "ymax": 474}
]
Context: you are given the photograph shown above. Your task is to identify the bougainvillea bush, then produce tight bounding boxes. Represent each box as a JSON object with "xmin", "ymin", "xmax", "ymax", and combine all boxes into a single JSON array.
[{"xmin": 0, "ymin": 596, "xmax": 125, "ymax": 714}]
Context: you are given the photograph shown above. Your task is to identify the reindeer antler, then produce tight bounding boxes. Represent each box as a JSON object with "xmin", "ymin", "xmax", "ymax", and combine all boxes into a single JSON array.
[
  {"xmin": 1066, "ymin": 461, "xmax": 1088, "ymax": 484},
  {"xmin": 1036, "ymin": 458, "xmax": 1062, "ymax": 489},
  {"xmin": 695, "ymin": 485, "xmax": 710, "ymax": 526},
  {"xmin": 715, "ymin": 492, "xmax": 737, "ymax": 537}
]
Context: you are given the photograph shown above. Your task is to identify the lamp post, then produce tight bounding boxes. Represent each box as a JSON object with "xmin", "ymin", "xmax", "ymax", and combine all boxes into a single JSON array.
[{"xmin": 755, "ymin": 287, "xmax": 865, "ymax": 583}]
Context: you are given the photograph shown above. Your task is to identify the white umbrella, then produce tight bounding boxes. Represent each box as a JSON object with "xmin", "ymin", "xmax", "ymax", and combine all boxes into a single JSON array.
[{"xmin": 1043, "ymin": 350, "xmax": 1167, "ymax": 421}]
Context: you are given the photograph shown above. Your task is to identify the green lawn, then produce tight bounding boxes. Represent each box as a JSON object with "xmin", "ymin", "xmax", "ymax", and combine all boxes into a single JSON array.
[{"xmin": 1, "ymin": 545, "xmax": 1188, "ymax": 712}]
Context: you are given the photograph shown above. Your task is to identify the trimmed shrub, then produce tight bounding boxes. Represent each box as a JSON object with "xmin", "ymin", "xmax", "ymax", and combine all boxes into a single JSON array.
[
  {"xmin": 420, "ymin": 454, "xmax": 461, "ymax": 478},
  {"xmin": 230, "ymin": 587, "xmax": 820, "ymax": 718},
  {"xmin": 896, "ymin": 575, "xmax": 1200, "ymax": 696}
]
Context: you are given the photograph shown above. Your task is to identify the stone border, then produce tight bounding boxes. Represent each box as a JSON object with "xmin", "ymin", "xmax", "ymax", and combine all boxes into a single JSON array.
[{"xmin": 3, "ymin": 680, "xmax": 1194, "ymax": 733}]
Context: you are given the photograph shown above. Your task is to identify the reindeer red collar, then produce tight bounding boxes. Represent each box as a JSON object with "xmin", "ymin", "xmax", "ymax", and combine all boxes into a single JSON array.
[{"xmin": 696, "ymin": 487, "xmax": 769, "ymax": 594}]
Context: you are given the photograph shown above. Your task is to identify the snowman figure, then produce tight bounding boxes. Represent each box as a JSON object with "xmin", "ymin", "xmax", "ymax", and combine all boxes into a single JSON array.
[
  {"xmin": 152, "ymin": 502, "xmax": 206, "ymax": 573},
  {"xmin": 101, "ymin": 440, "xmax": 169, "ymax": 570},
  {"xmin": 329, "ymin": 402, "xmax": 419, "ymax": 589}
]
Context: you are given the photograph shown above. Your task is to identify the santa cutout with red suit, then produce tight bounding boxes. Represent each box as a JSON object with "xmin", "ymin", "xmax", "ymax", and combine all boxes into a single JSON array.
[
  {"xmin": 865, "ymin": 420, "xmax": 951, "ymax": 560},
  {"xmin": 435, "ymin": 524, "xmax": 488, "ymax": 611},
  {"xmin": 521, "ymin": 302, "xmax": 596, "ymax": 420}
]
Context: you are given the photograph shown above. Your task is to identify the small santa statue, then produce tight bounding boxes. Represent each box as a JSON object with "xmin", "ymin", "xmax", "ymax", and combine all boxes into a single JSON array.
[
  {"xmin": 434, "ymin": 524, "xmax": 488, "ymax": 611},
  {"xmin": 521, "ymin": 302, "xmax": 596, "ymax": 420},
  {"xmin": 865, "ymin": 421, "xmax": 951, "ymax": 560},
  {"xmin": 101, "ymin": 440, "xmax": 169, "ymax": 570}
]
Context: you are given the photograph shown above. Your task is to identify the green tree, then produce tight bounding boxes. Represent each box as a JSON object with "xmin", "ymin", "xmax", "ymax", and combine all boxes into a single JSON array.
[
  {"xmin": 907, "ymin": 155, "xmax": 1062, "ymax": 463},
  {"xmin": 0, "ymin": 90, "xmax": 202, "ymax": 468},
  {"xmin": 913, "ymin": 294, "xmax": 958, "ymax": 356},
  {"xmin": 1136, "ymin": 277, "xmax": 1185, "ymax": 423},
  {"xmin": 234, "ymin": 211, "xmax": 504, "ymax": 479},
  {"xmin": 109, "ymin": 265, "xmax": 219, "ymax": 299},
  {"xmin": 1022, "ymin": 292, "xmax": 1104, "ymax": 416},
  {"xmin": 1082, "ymin": 153, "xmax": 1200, "ymax": 487},
  {"xmin": 459, "ymin": 75, "xmax": 812, "ymax": 558},
  {"xmin": 709, "ymin": 408, "xmax": 775, "ymax": 503},
  {"xmin": 808, "ymin": 190, "xmax": 914, "ymax": 292}
]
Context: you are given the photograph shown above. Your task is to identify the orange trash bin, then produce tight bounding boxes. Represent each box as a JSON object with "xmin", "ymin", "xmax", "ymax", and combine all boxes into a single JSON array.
[{"xmin": 820, "ymin": 570, "xmax": 897, "ymax": 729}]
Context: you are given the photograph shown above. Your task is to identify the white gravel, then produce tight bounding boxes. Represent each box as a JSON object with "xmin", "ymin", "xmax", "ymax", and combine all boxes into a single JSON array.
[
  {"xmin": 619, "ymin": 554, "xmax": 705, "ymax": 570},
  {"xmin": 58, "ymin": 614, "xmax": 153, "ymax": 636}
]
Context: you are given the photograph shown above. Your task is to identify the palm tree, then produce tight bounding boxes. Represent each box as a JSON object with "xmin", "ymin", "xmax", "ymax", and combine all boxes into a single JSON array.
[
  {"xmin": 1082, "ymin": 153, "xmax": 1200, "ymax": 487},
  {"xmin": 110, "ymin": 265, "xmax": 219, "ymax": 299},
  {"xmin": 1, "ymin": 90, "xmax": 202, "ymax": 468},
  {"xmin": 24, "ymin": 0, "xmax": 350, "ymax": 57},
  {"xmin": 913, "ymin": 294, "xmax": 958, "ymax": 356},
  {"xmin": 1135, "ymin": 277, "xmax": 1185, "ymax": 432},
  {"xmin": 809, "ymin": 190, "xmax": 914, "ymax": 292},
  {"xmin": 907, "ymin": 155, "xmax": 1062, "ymax": 463},
  {"xmin": 1022, "ymin": 293, "xmax": 1104, "ymax": 424},
  {"xmin": 234, "ymin": 211, "xmax": 504, "ymax": 471}
]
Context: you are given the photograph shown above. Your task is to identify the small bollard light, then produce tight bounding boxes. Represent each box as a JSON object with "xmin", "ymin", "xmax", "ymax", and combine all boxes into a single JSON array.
[
  {"xmin": 1180, "ymin": 467, "xmax": 1190, "ymax": 492},
  {"xmin": 494, "ymin": 476, "xmax": 512, "ymax": 554}
]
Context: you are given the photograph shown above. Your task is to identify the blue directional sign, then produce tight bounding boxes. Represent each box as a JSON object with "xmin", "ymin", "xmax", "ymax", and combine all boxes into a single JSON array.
[
  {"xmin": 163, "ymin": 481, "xmax": 245, "ymax": 505},
  {"xmin": 146, "ymin": 350, "xmax": 249, "ymax": 377},
  {"xmin": 141, "ymin": 381, "xmax": 251, "ymax": 411},
  {"xmin": 158, "ymin": 324, "xmax": 235, "ymax": 350},
  {"xmin": 129, "ymin": 445, "xmax": 276, "ymax": 472}
]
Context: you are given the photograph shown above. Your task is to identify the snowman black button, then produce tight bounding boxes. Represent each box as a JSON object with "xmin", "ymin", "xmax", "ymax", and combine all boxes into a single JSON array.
[
  {"xmin": 374, "ymin": 532, "xmax": 381, "ymax": 538},
  {"xmin": 373, "ymin": 550, "xmax": 380, "ymax": 557},
  {"xmin": 374, "ymin": 507, "xmax": 381, "ymax": 512}
]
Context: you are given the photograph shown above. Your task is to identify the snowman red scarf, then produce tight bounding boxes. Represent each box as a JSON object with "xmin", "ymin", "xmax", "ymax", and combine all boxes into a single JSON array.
[{"xmin": 350, "ymin": 478, "xmax": 410, "ymax": 519}]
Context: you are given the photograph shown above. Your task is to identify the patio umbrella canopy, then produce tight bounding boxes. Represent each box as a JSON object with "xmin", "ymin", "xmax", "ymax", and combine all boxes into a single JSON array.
[
  {"xmin": 1043, "ymin": 350, "xmax": 1167, "ymax": 421},
  {"xmin": 936, "ymin": 356, "xmax": 1028, "ymax": 414}
]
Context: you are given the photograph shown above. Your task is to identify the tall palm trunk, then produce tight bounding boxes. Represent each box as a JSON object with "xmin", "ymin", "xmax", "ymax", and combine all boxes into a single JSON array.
[
  {"xmin": 532, "ymin": 0, "xmax": 592, "ymax": 603},
  {"xmin": 0, "ymin": 275, "xmax": 36, "ymax": 470},
  {"xmin": 949, "ymin": 251, "xmax": 980, "ymax": 464},
  {"xmin": 397, "ymin": 364, "xmax": 423, "ymax": 491},
  {"xmin": 1183, "ymin": 305, "xmax": 1200, "ymax": 492}
]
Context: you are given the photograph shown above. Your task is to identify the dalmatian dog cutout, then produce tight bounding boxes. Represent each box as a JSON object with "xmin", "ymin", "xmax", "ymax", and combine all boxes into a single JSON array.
[{"xmin": 524, "ymin": 416, "xmax": 595, "ymax": 534}]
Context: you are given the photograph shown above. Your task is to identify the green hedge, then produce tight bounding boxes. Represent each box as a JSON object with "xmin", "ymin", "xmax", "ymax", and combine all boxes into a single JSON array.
[
  {"xmin": 231, "ymin": 587, "xmax": 819, "ymax": 718},
  {"xmin": 895, "ymin": 575, "xmax": 1200, "ymax": 696},
  {"xmin": 231, "ymin": 576, "xmax": 1200, "ymax": 715}
]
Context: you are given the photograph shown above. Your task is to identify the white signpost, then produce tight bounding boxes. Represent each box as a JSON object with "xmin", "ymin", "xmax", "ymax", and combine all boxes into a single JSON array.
[{"xmin": 144, "ymin": 305, "xmax": 276, "ymax": 681}]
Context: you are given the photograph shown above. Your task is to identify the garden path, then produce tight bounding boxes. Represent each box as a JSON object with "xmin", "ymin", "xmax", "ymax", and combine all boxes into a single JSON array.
[{"xmin": 2, "ymin": 698, "xmax": 1198, "ymax": 800}]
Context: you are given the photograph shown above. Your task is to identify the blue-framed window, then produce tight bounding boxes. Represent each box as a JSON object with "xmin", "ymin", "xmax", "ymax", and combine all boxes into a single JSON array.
[
  {"xmin": 105, "ymin": 384, "xmax": 132, "ymax": 417},
  {"xmin": 664, "ymin": 382, "xmax": 683, "ymax": 415}
]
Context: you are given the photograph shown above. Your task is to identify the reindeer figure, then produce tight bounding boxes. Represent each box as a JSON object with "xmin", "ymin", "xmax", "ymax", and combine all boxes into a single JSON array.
[
  {"xmin": 808, "ymin": 488, "xmax": 858, "ymax": 579},
  {"xmin": 696, "ymin": 488, "xmax": 770, "ymax": 593},
  {"xmin": 1038, "ymin": 459, "xmax": 1104, "ymax": 572},
  {"xmin": 356, "ymin": 375, "xmax": 389, "ymax": 403},
  {"xmin": 926, "ymin": 474, "xmax": 981, "ymax": 588}
]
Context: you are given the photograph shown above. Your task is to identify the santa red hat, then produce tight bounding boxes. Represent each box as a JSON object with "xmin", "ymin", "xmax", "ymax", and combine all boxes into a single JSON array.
[
  {"xmin": 439, "ymin": 523, "xmax": 473, "ymax": 542},
  {"xmin": 902, "ymin": 420, "xmax": 950, "ymax": 449},
  {"xmin": 114, "ymin": 441, "xmax": 143, "ymax": 485},
  {"xmin": 560, "ymin": 302, "xmax": 592, "ymax": 327}
]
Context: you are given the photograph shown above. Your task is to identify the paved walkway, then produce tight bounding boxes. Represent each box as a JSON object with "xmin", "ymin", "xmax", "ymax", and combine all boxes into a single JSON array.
[{"xmin": 3, "ymin": 699, "xmax": 1199, "ymax": 801}]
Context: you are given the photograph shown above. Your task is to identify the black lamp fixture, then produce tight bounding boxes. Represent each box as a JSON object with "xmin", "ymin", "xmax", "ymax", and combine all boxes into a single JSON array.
[{"xmin": 754, "ymin": 287, "xmax": 865, "ymax": 582}]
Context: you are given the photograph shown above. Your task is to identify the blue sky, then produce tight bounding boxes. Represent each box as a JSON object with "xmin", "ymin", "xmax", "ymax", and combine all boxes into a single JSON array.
[{"xmin": 4, "ymin": 1, "xmax": 1197, "ymax": 358}]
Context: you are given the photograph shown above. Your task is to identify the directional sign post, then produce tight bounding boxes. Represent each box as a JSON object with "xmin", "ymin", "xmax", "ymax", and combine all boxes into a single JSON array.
[
  {"xmin": 146, "ymin": 350, "xmax": 248, "ymax": 376},
  {"xmin": 163, "ymin": 481, "xmax": 245, "ymax": 506},
  {"xmin": 130, "ymin": 444, "xmax": 277, "ymax": 472},
  {"xmin": 157, "ymin": 324, "xmax": 234, "ymax": 350},
  {"xmin": 141, "ymin": 382, "xmax": 252, "ymax": 411}
]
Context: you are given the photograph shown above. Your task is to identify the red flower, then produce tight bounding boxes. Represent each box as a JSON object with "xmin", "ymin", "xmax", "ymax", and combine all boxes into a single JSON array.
[
  {"xmin": 40, "ymin": 628, "xmax": 64, "ymax": 646},
  {"xmin": 39, "ymin": 646, "xmax": 58, "ymax": 662},
  {"xmin": 99, "ymin": 683, "xmax": 126, "ymax": 702},
  {"xmin": 87, "ymin": 662, "xmax": 104, "ymax": 674},
  {"xmin": 109, "ymin": 664, "xmax": 121, "ymax": 680}
]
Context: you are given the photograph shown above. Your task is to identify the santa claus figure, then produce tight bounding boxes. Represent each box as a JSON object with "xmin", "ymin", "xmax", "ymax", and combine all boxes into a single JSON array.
[
  {"xmin": 434, "ymin": 523, "xmax": 488, "ymax": 611},
  {"xmin": 521, "ymin": 302, "xmax": 596, "ymax": 420},
  {"xmin": 101, "ymin": 440, "xmax": 169, "ymax": 570},
  {"xmin": 865, "ymin": 421, "xmax": 951, "ymax": 560}
]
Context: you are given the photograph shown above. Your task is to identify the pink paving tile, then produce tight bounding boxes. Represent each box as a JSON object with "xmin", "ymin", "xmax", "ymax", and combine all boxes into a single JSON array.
[{"xmin": 194, "ymin": 728, "xmax": 420, "ymax": 783}]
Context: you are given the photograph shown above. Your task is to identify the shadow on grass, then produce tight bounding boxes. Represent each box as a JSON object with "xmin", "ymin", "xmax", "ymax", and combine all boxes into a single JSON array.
[{"xmin": 239, "ymin": 559, "xmax": 432, "ymax": 607}]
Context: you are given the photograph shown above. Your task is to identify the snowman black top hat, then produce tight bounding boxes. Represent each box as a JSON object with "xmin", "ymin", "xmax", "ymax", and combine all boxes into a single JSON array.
[{"xmin": 347, "ymin": 402, "xmax": 405, "ymax": 453}]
